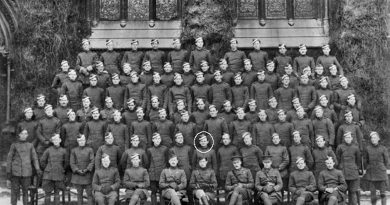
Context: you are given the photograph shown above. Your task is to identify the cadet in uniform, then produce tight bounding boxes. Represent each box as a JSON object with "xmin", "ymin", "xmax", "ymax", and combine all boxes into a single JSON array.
[
  {"xmin": 17, "ymin": 107, "xmax": 38, "ymax": 146},
  {"xmin": 34, "ymin": 94, "xmax": 46, "ymax": 120},
  {"xmin": 240, "ymin": 132, "xmax": 263, "ymax": 180},
  {"xmin": 231, "ymin": 107, "xmax": 252, "ymax": 147},
  {"xmin": 83, "ymin": 74, "xmax": 105, "ymax": 109},
  {"xmin": 153, "ymin": 108, "xmax": 175, "ymax": 147},
  {"xmin": 250, "ymin": 70, "xmax": 273, "ymax": 110},
  {"xmin": 217, "ymin": 134, "xmax": 238, "ymax": 187},
  {"xmin": 61, "ymin": 69, "xmax": 83, "ymax": 110},
  {"xmin": 231, "ymin": 73, "xmax": 249, "ymax": 109},
  {"xmin": 76, "ymin": 96, "xmax": 92, "ymax": 123},
  {"xmin": 144, "ymin": 39, "xmax": 165, "ymax": 74},
  {"xmin": 167, "ymin": 38, "xmax": 189, "ymax": 73},
  {"xmin": 252, "ymin": 109, "xmax": 275, "ymax": 151},
  {"xmin": 76, "ymin": 39, "xmax": 98, "ymax": 87},
  {"xmin": 121, "ymin": 39, "xmax": 144, "ymax": 74},
  {"xmin": 203, "ymin": 104, "xmax": 229, "ymax": 149},
  {"xmin": 224, "ymin": 38, "xmax": 246, "ymax": 73},
  {"xmin": 274, "ymin": 44, "xmax": 292, "ymax": 76},
  {"xmin": 248, "ymin": 38, "xmax": 268, "ymax": 72},
  {"xmin": 210, "ymin": 70, "xmax": 232, "ymax": 111},
  {"xmin": 83, "ymin": 107, "xmax": 107, "ymax": 153},
  {"xmin": 106, "ymin": 73, "xmax": 126, "ymax": 110},
  {"xmin": 189, "ymin": 157, "xmax": 218, "ymax": 205},
  {"xmin": 36, "ymin": 104, "xmax": 61, "ymax": 158},
  {"xmin": 95, "ymin": 132, "xmax": 121, "ymax": 170},
  {"xmin": 168, "ymin": 73, "xmax": 192, "ymax": 114},
  {"xmin": 124, "ymin": 71, "xmax": 147, "ymax": 110},
  {"xmin": 316, "ymin": 44, "xmax": 344, "ymax": 76},
  {"xmin": 189, "ymin": 37, "xmax": 212, "ymax": 72},
  {"xmin": 61, "ymin": 109, "xmax": 84, "ymax": 155},
  {"xmin": 129, "ymin": 107, "xmax": 152, "ymax": 149},
  {"xmin": 51, "ymin": 60, "xmax": 70, "ymax": 96},
  {"xmin": 107, "ymin": 109, "xmax": 129, "ymax": 153},
  {"xmin": 293, "ymin": 44, "xmax": 315, "ymax": 75},
  {"xmin": 99, "ymin": 39, "xmax": 121, "ymax": 75}
]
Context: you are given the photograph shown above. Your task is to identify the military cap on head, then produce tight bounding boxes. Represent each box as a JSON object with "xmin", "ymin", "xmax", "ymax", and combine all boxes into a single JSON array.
[
  {"xmin": 277, "ymin": 109, "xmax": 285, "ymax": 115},
  {"xmin": 174, "ymin": 72, "xmax": 181, "ymax": 80},
  {"xmin": 296, "ymin": 157, "xmax": 305, "ymax": 164},
  {"xmin": 257, "ymin": 70, "xmax": 265, "ymax": 75},
  {"xmin": 278, "ymin": 44, "xmax": 286, "ymax": 49},
  {"xmin": 258, "ymin": 109, "xmax": 266, "ymax": 114},
  {"xmin": 314, "ymin": 105, "xmax": 323, "ymax": 112},
  {"xmin": 195, "ymin": 37, "xmax": 203, "ymax": 43},
  {"xmin": 243, "ymin": 58, "xmax": 251, "ymax": 64},
  {"xmin": 23, "ymin": 107, "xmax": 33, "ymax": 113},
  {"xmin": 195, "ymin": 71, "xmax": 204, "ymax": 77},
  {"xmin": 59, "ymin": 94, "xmax": 68, "ymax": 101},
  {"xmin": 266, "ymin": 60, "xmax": 274, "ymax": 66},
  {"xmin": 131, "ymin": 39, "xmax": 139, "ymax": 45},
  {"xmin": 44, "ymin": 104, "xmax": 53, "ymax": 111},
  {"xmin": 252, "ymin": 38, "xmax": 261, "ymax": 44},
  {"xmin": 77, "ymin": 134, "xmax": 86, "ymax": 141},
  {"xmin": 369, "ymin": 131, "xmax": 379, "ymax": 138},
  {"xmin": 68, "ymin": 69, "xmax": 76, "ymax": 75},
  {"xmin": 230, "ymin": 38, "xmax": 238, "ymax": 44},
  {"xmin": 302, "ymin": 67, "xmax": 311, "ymax": 74},
  {"xmin": 242, "ymin": 132, "xmax": 251, "ymax": 139},
  {"xmin": 299, "ymin": 44, "xmax": 307, "ymax": 49},
  {"xmin": 292, "ymin": 97, "xmax": 300, "ymax": 104},
  {"xmin": 296, "ymin": 106, "xmax": 304, "ymax": 112},
  {"xmin": 164, "ymin": 62, "xmax": 171, "ymax": 68},
  {"xmin": 234, "ymin": 72, "xmax": 242, "ymax": 80},
  {"xmin": 315, "ymin": 135, "xmax": 324, "ymax": 141},
  {"xmin": 82, "ymin": 96, "xmax": 90, "ymax": 102},
  {"xmin": 131, "ymin": 153, "xmax": 140, "ymax": 160},
  {"xmin": 343, "ymin": 131, "xmax": 352, "ymax": 138},
  {"xmin": 105, "ymin": 132, "xmax": 113, "ymax": 138},
  {"xmin": 172, "ymin": 38, "xmax": 180, "ymax": 44},
  {"xmin": 219, "ymin": 58, "xmax": 227, "ymax": 64},
  {"xmin": 142, "ymin": 61, "xmax": 151, "ymax": 66},
  {"xmin": 183, "ymin": 62, "xmax": 190, "ymax": 67},
  {"xmin": 127, "ymin": 98, "xmax": 135, "ymax": 104},
  {"xmin": 319, "ymin": 76, "xmax": 328, "ymax": 83},
  {"xmin": 199, "ymin": 134, "xmax": 208, "ymax": 142},
  {"xmin": 106, "ymin": 39, "xmax": 113, "ymax": 45},
  {"xmin": 175, "ymin": 132, "xmax": 183, "ymax": 138},
  {"xmin": 112, "ymin": 73, "xmax": 119, "ymax": 80},
  {"xmin": 248, "ymin": 99, "xmax": 256, "ymax": 105},
  {"xmin": 223, "ymin": 100, "xmax": 231, "ymax": 106},
  {"xmin": 113, "ymin": 109, "xmax": 121, "ymax": 115},
  {"xmin": 316, "ymin": 64, "xmax": 324, "ymax": 68},
  {"xmin": 67, "ymin": 109, "xmax": 75, "ymax": 116},
  {"xmin": 102, "ymin": 153, "xmax": 110, "ymax": 160},
  {"xmin": 213, "ymin": 70, "xmax": 221, "ymax": 76},
  {"xmin": 200, "ymin": 60, "xmax": 208, "ymax": 67},
  {"xmin": 151, "ymin": 39, "xmax": 159, "ymax": 44},
  {"xmin": 208, "ymin": 104, "xmax": 216, "ymax": 110},
  {"xmin": 89, "ymin": 74, "xmax": 97, "ymax": 81},
  {"xmin": 96, "ymin": 61, "xmax": 104, "ymax": 67},
  {"xmin": 325, "ymin": 156, "xmax": 335, "ymax": 163},
  {"xmin": 196, "ymin": 98, "xmax": 204, "ymax": 104},
  {"xmin": 329, "ymin": 64, "xmax": 337, "ymax": 70},
  {"xmin": 344, "ymin": 110, "xmax": 352, "ymax": 117},
  {"xmin": 61, "ymin": 60, "xmax": 68, "ymax": 66},
  {"xmin": 105, "ymin": 97, "xmax": 113, "ymax": 103},
  {"xmin": 268, "ymin": 96, "xmax": 277, "ymax": 102},
  {"xmin": 322, "ymin": 44, "xmax": 330, "ymax": 49},
  {"xmin": 292, "ymin": 130, "xmax": 300, "ymax": 136},
  {"xmin": 152, "ymin": 132, "xmax": 160, "ymax": 139},
  {"xmin": 123, "ymin": 63, "xmax": 131, "ymax": 69},
  {"xmin": 37, "ymin": 94, "xmax": 46, "ymax": 101},
  {"xmin": 284, "ymin": 64, "xmax": 293, "ymax": 69},
  {"xmin": 82, "ymin": 38, "xmax": 90, "ymax": 45},
  {"xmin": 319, "ymin": 95, "xmax": 327, "ymax": 101},
  {"xmin": 347, "ymin": 93, "xmax": 355, "ymax": 100},
  {"xmin": 281, "ymin": 74, "xmax": 289, "ymax": 81},
  {"xmin": 272, "ymin": 133, "xmax": 279, "ymax": 138},
  {"xmin": 151, "ymin": 95, "xmax": 159, "ymax": 101},
  {"xmin": 131, "ymin": 135, "xmax": 139, "ymax": 141},
  {"xmin": 236, "ymin": 107, "xmax": 244, "ymax": 113},
  {"xmin": 51, "ymin": 133, "xmax": 60, "ymax": 140},
  {"xmin": 91, "ymin": 107, "xmax": 99, "ymax": 113},
  {"xmin": 136, "ymin": 107, "xmax": 143, "ymax": 113},
  {"xmin": 339, "ymin": 76, "xmax": 348, "ymax": 82}
]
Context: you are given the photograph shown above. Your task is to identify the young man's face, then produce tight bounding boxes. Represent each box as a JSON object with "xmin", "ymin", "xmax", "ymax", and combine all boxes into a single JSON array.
[
  {"xmin": 183, "ymin": 64, "xmax": 191, "ymax": 73},
  {"xmin": 131, "ymin": 43, "xmax": 138, "ymax": 50},
  {"xmin": 51, "ymin": 136, "xmax": 61, "ymax": 146},
  {"xmin": 112, "ymin": 78, "xmax": 120, "ymax": 85},
  {"xmin": 131, "ymin": 137, "xmax": 140, "ymax": 147},
  {"xmin": 267, "ymin": 63, "xmax": 275, "ymax": 72},
  {"xmin": 244, "ymin": 61, "xmax": 252, "ymax": 71},
  {"xmin": 69, "ymin": 72, "xmax": 77, "ymax": 81},
  {"xmin": 123, "ymin": 65, "xmax": 131, "ymax": 74},
  {"xmin": 233, "ymin": 159, "xmax": 242, "ymax": 169},
  {"xmin": 293, "ymin": 133, "xmax": 301, "ymax": 143},
  {"xmin": 214, "ymin": 73, "xmax": 222, "ymax": 82},
  {"xmin": 105, "ymin": 99, "xmax": 113, "ymax": 108},
  {"xmin": 25, "ymin": 110, "xmax": 33, "ymax": 120},
  {"xmin": 106, "ymin": 42, "xmax": 114, "ymax": 51},
  {"xmin": 253, "ymin": 41, "xmax": 261, "ymax": 50},
  {"xmin": 174, "ymin": 76, "xmax": 183, "ymax": 85},
  {"xmin": 152, "ymin": 136, "xmax": 161, "ymax": 146},
  {"xmin": 279, "ymin": 47, "xmax": 287, "ymax": 55},
  {"xmin": 97, "ymin": 65, "xmax": 104, "ymax": 72},
  {"xmin": 199, "ymin": 159, "xmax": 208, "ymax": 168},
  {"xmin": 300, "ymin": 75, "xmax": 309, "ymax": 85},
  {"xmin": 278, "ymin": 112, "xmax": 286, "ymax": 121},
  {"xmin": 320, "ymin": 79, "xmax": 328, "ymax": 88},
  {"xmin": 234, "ymin": 77, "xmax": 242, "ymax": 85},
  {"xmin": 282, "ymin": 77, "xmax": 290, "ymax": 86},
  {"xmin": 222, "ymin": 134, "xmax": 231, "ymax": 145},
  {"xmin": 315, "ymin": 66, "xmax": 324, "ymax": 75},
  {"xmin": 219, "ymin": 61, "xmax": 228, "ymax": 70},
  {"xmin": 196, "ymin": 74, "xmax": 205, "ymax": 83},
  {"xmin": 200, "ymin": 64, "xmax": 209, "ymax": 73},
  {"xmin": 243, "ymin": 135, "xmax": 252, "ymax": 146},
  {"xmin": 19, "ymin": 130, "xmax": 28, "ymax": 141},
  {"xmin": 153, "ymin": 74, "xmax": 161, "ymax": 84},
  {"xmin": 197, "ymin": 100, "xmax": 205, "ymax": 110},
  {"xmin": 319, "ymin": 97, "xmax": 328, "ymax": 107},
  {"xmin": 37, "ymin": 98, "xmax": 46, "ymax": 107},
  {"xmin": 299, "ymin": 47, "xmax": 307, "ymax": 55},
  {"xmin": 316, "ymin": 137, "xmax": 326, "ymax": 147},
  {"xmin": 297, "ymin": 161, "xmax": 306, "ymax": 170},
  {"xmin": 315, "ymin": 109, "xmax": 323, "ymax": 118},
  {"xmin": 347, "ymin": 96, "xmax": 356, "ymax": 106},
  {"xmin": 249, "ymin": 103, "xmax": 256, "ymax": 111},
  {"xmin": 285, "ymin": 66, "xmax": 293, "ymax": 75},
  {"xmin": 258, "ymin": 111, "xmax": 267, "ymax": 121},
  {"xmin": 143, "ymin": 63, "xmax": 151, "ymax": 72},
  {"xmin": 181, "ymin": 112, "xmax": 190, "ymax": 122},
  {"xmin": 236, "ymin": 110, "xmax": 245, "ymax": 120},
  {"xmin": 329, "ymin": 66, "xmax": 337, "ymax": 75},
  {"xmin": 90, "ymin": 78, "xmax": 98, "ymax": 86},
  {"xmin": 272, "ymin": 135, "xmax": 280, "ymax": 145},
  {"xmin": 136, "ymin": 110, "xmax": 144, "ymax": 120},
  {"xmin": 223, "ymin": 102, "xmax": 232, "ymax": 112},
  {"xmin": 77, "ymin": 137, "xmax": 86, "ymax": 147},
  {"xmin": 175, "ymin": 135, "xmax": 184, "ymax": 144},
  {"xmin": 102, "ymin": 157, "xmax": 111, "ymax": 168},
  {"xmin": 340, "ymin": 79, "xmax": 348, "ymax": 88},
  {"xmin": 230, "ymin": 41, "xmax": 238, "ymax": 51},
  {"xmin": 257, "ymin": 73, "xmax": 265, "ymax": 81},
  {"xmin": 345, "ymin": 115, "xmax": 353, "ymax": 123},
  {"xmin": 209, "ymin": 107, "xmax": 218, "ymax": 117},
  {"xmin": 68, "ymin": 112, "xmax": 76, "ymax": 121},
  {"xmin": 159, "ymin": 110, "xmax": 167, "ymax": 120},
  {"xmin": 323, "ymin": 47, "xmax": 330, "ymax": 55},
  {"xmin": 164, "ymin": 64, "xmax": 173, "ymax": 73},
  {"xmin": 263, "ymin": 160, "xmax": 272, "ymax": 169},
  {"xmin": 131, "ymin": 74, "xmax": 139, "ymax": 83},
  {"xmin": 45, "ymin": 107, "xmax": 53, "ymax": 117},
  {"xmin": 196, "ymin": 40, "xmax": 204, "ymax": 48},
  {"xmin": 370, "ymin": 134, "xmax": 380, "ymax": 145},
  {"xmin": 59, "ymin": 98, "xmax": 69, "ymax": 107},
  {"xmin": 61, "ymin": 63, "xmax": 69, "ymax": 72},
  {"xmin": 127, "ymin": 101, "xmax": 135, "ymax": 110},
  {"xmin": 152, "ymin": 42, "xmax": 159, "ymax": 49},
  {"xmin": 173, "ymin": 41, "xmax": 181, "ymax": 50},
  {"xmin": 105, "ymin": 134, "xmax": 114, "ymax": 145},
  {"xmin": 151, "ymin": 99, "xmax": 159, "ymax": 108},
  {"xmin": 113, "ymin": 112, "xmax": 121, "ymax": 122},
  {"xmin": 344, "ymin": 135, "xmax": 353, "ymax": 144},
  {"xmin": 177, "ymin": 102, "xmax": 185, "ymax": 111},
  {"xmin": 131, "ymin": 157, "xmax": 140, "ymax": 167},
  {"xmin": 199, "ymin": 137, "xmax": 209, "ymax": 148},
  {"xmin": 92, "ymin": 111, "xmax": 100, "ymax": 120},
  {"xmin": 269, "ymin": 99, "xmax": 277, "ymax": 108},
  {"xmin": 82, "ymin": 43, "xmax": 90, "ymax": 51},
  {"xmin": 297, "ymin": 109, "xmax": 305, "ymax": 118},
  {"xmin": 169, "ymin": 157, "xmax": 178, "ymax": 167},
  {"xmin": 83, "ymin": 99, "xmax": 91, "ymax": 108},
  {"xmin": 325, "ymin": 159, "xmax": 335, "ymax": 169}
]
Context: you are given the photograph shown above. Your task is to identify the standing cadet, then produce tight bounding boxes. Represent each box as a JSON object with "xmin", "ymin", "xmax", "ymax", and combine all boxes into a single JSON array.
[
  {"xmin": 255, "ymin": 155, "xmax": 283, "ymax": 205},
  {"xmin": 240, "ymin": 132, "xmax": 263, "ymax": 182},
  {"xmin": 54, "ymin": 94, "xmax": 70, "ymax": 124},
  {"xmin": 284, "ymin": 64, "xmax": 299, "ymax": 89},
  {"xmin": 204, "ymin": 104, "xmax": 229, "ymax": 149},
  {"xmin": 219, "ymin": 100, "xmax": 236, "ymax": 134},
  {"xmin": 252, "ymin": 109, "xmax": 275, "ymax": 151},
  {"xmin": 99, "ymin": 39, "xmax": 121, "ymax": 75},
  {"xmin": 274, "ymin": 44, "xmax": 292, "ymax": 76},
  {"xmin": 219, "ymin": 58, "xmax": 235, "ymax": 86},
  {"xmin": 273, "ymin": 109, "xmax": 294, "ymax": 147},
  {"xmin": 168, "ymin": 73, "xmax": 192, "ymax": 114},
  {"xmin": 36, "ymin": 104, "xmax": 61, "ymax": 158},
  {"xmin": 161, "ymin": 62, "xmax": 175, "ymax": 88},
  {"xmin": 147, "ymin": 72, "xmax": 168, "ymax": 111},
  {"xmin": 292, "ymin": 106, "xmax": 314, "ymax": 148},
  {"xmin": 95, "ymin": 132, "xmax": 121, "ymax": 170},
  {"xmin": 264, "ymin": 61, "xmax": 279, "ymax": 91},
  {"xmin": 17, "ymin": 107, "xmax": 38, "ymax": 146},
  {"xmin": 76, "ymin": 39, "xmax": 98, "ymax": 86},
  {"xmin": 123, "ymin": 153, "xmax": 151, "ymax": 205},
  {"xmin": 224, "ymin": 38, "xmax": 246, "ymax": 73},
  {"xmin": 189, "ymin": 37, "xmax": 212, "ymax": 72},
  {"xmin": 120, "ymin": 63, "xmax": 132, "ymax": 85},
  {"xmin": 159, "ymin": 152, "xmax": 188, "ymax": 205},
  {"xmin": 336, "ymin": 132, "xmax": 361, "ymax": 205},
  {"xmin": 122, "ymin": 98, "xmax": 138, "ymax": 128},
  {"xmin": 122, "ymin": 39, "xmax": 144, "ymax": 74},
  {"xmin": 40, "ymin": 134, "xmax": 67, "ymax": 205},
  {"xmin": 296, "ymin": 74, "xmax": 317, "ymax": 113},
  {"xmin": 191, "ymin": 71, "xmax": 211, "ymax": 109},
  {"xmin": 34, "ymin": 94, "xmax": 46, "ymax": 120},
  {"xmin": 363, "ymin": 131, "xmax": 390, "ymax": 205},
  {"xmin": 61, "ymin": 69, "xmax": 84, "ymax": 110},
  {"xmin": 100, "ymin": 97, "xmax": 116, "ymax": 123},
  {"xmin": 312, "ymin": 95, "xmax": 338, "ymax": 125},
  {"xmin": 106, "ymin": 73, "xmax": 125, "ymax": 110},
  {"xmin": 153, "ymin": 108, "xmax": 175, "ymax": 147},
  {"xmin": 83, "ymin": 74, "xmax": 105, "ymax": 109},
  {"xmin": 248, "ymin": 38, "xmax": 268, "ymax": 72},
  {"xmin": 316, "ymin": 44, "xmax": 344, "ymax": 76},
  {"xmin": 274, "ymin": 75, "xmax": 296, "ymax": 111},
  {"xmin": 288, "ymin": 130, "xmax": 314, "ymax": 172},
  {"xmin": 189, "ymin": 157, "xmax": 218, "ymax": 205},
  {"xmin": 217, "ymin": 134, "xmax": 239, "ymax": 187},
  {"xmin": 293, "ymin": 44, "xmax": 315, "ymax": 75},
  {"xmin": 61, "ymin": 109, "xmax": 84, "ymax": 155},
  {"xmin": 129, "ymin": 107, "xmax": 152, "ymax": 149},
  {"xmin": 336, "ymin": 110, "xmax": 363, "ymax": 149},
  {"xmin": 84, "ymin": 107, "xmax": 106, "ymax": 153},
  {"xmin": 182, "ymin": 62, "xmax": 195, "ymax": 87},
  {"xmin": 242, "ymin": 59, "xmax": 257, "ymax": 88},
  {"xmin": 312, "ymin": 106, "xmax": 335, "ymax": 147},
  {"xmin": 288, "ymin": 157, "xmax": 318, "ymax": 205},
  {"xmin": 144, "ymin": 39, "xmax": 165, "ymax": 74},
  {"xmin": 312, "ymin": 135, "xmax": 337, "ymax": 179},
  {"xmin": 333, "ymin": 76, "xmax": 360, "ymax": 113},
  {"xmin": 167, "ymin": 38, "xmax": 189, "ymax": 73},
  {"xmin": 169, "ymin": 132, "xmax": 193, "ymax": 184},
  {"xmin": 70, "ymin": 134, "xmax": 94, "ymax": 205},
  {"xmin": 266, "ymin": 97, "xmax": 280, "ymax": 123},
  {"xmin": 339, "ymin": 93, "xmax": 365, "ymax": 127},
  {"xmin": 246, "ymin": 99, "xmax": 259, "ymax": 124},
  {"xmin": 210, "ymin": 70, "xmax": 232, "ymax": 111},
  {"xmin": 95, "ymin": 61, "xmax": 111, "ymax": 90},
  {"xmin": 175, "ymin": 110, "xmax": 197, "ymax": 146},
  {"xmin": 225, "ymin": 154, "xmax": 254, "ymax": 205},
  {"xmin": 231, "ymin": 73, "xmax": 249, "ymax": 109},
  {"xmin": 250, "ymin": 70, "xmax": 273, "ymax": 110},
  {"xmin": 7, "ymin": 129, "xmax": 42, "ymax": 205},
  {"xmin": 328, "ymin": 65, "xmax": 341, "ymax": 90},
  {"xmin": 121, "ymin": 135, "xmax": 149, "ymax": 170},
  {"xmin": 147, "ymin": 133, "xmax": 168, "ymax": 205},
  {"xmin": 315, "ymin": 77, "xmax": 334, "ymax": 106},
  {"xmin": 124, "ymin": 71, "xmax": 147, "ymax": 110},
  {"xmin": 231, "ymin": 107, "xmax": 252, "ymax": 147},
  {"xmin": 192, "ymin": 133, "xmax": 218, "ymax": 174},
  {"xmin": 200, "ymin": 60, "xmax": 214, "ymax": 85},
  {"xmin": 192, "ymin": 98, "xmax": 210, "ymax": 133},
  {"xmin": 140, "ymin": 60, "xmax": 154, "ymax": 87},
  {"xmin": 318, "ymin": 156, "xmax": 347, "ymax": 205},
  {"xmin": 51, "ymin": 60, "xmax": 70, "ymax": 96},
  {"xmin": 93, "ymin": 154, "xmax": 121, "ymax": 205},
  {"xmin": 76, "ymin": 96, "xmax": 92, "ymax": 123}
]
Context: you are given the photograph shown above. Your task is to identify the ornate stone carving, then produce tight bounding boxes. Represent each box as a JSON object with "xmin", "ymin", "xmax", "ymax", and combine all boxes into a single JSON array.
[
  {"xmin": 100, "ymin": 0, "xmax": 120, "ymax": 20},
  {"xmin": 294, "ymin": 0, "xmax": 314, "ymax": 18},
  {"xmin": 265, "ymin": 0, "xmax": 286, "ymax": 19},
  {"xmin": 128, "ymin": 0, "xmax": 149, "ymax": 20},
  {"xmin": 156, "ymin": 0, "xmax": 178, "ymax": 20},
  {"xmin": 238, "ymin": 0, "xmax": 258, "ymax": 19}
]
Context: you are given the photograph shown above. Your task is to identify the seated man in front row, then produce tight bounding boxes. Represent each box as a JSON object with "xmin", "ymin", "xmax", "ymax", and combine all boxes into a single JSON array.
[
  {"xmin": 318, "ymin": 156, "xmax": 347, "ymax": 205},
  {"xmin": 92, "ymin": 153, "xmax": 120, "ymax": 205},
  {"xmin": 255, "ymin": 154, "xmax": 283, "ymax": 205},
  {"xmin": 288, "ymin": 157, "xmax": 318, "ymax": 205},
  {"xmin": 225, "ymin": 154, "xmax": 254, "ymax": 205},
  {"xmin": 123, "ymin": 153, "xmax": 150, "ymax": 205},
  {"xmin": 159, "ymin": 152, "xmax": 187, "ymax": 205},
  {"xmin": 189, "ymin": 157, "xmax": 218, "ymax": 205}
]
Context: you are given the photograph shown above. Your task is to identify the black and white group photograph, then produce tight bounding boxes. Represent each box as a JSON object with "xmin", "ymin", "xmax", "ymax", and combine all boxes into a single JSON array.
[{"xmin": 0, "ymin": 0, "xmax": 389, "ymax": 204}]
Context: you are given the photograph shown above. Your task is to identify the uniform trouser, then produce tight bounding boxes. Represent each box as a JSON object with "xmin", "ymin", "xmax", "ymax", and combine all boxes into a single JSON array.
[
  {"xmin": 193, "ymin": 189, "xmax": 215, "ymax": 205},
  {"xmin": 127, "ymin": 189, "xmax": 148, "ymax": 205},
  {"xmin": 150, "ymin": 181, "xmax": 159, "ymax": 205},
  {"xmin": 162, "ymin": 188, "xmax": 184, "ymax": 205},
  {"xmin": 94, "ymin": 190, "xmax": 117, "ymax": 205},
  {"xmin": 346, "ymin": 179, "xmax": 359, "ymax": 205},
  {"xmin": 11, "ymin": 176, "xmax": 31, "ymax": 205},
  {"xmin": 369, "ymin": 181, "xmax": 387, "ymax": 204},
  {"xmin": 75, "ymin": 184, "xmax": 93, "ymax": 205},
  {"xmin": 42, "ymin": 179, "xmax": 65, "ymax": 205}
]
